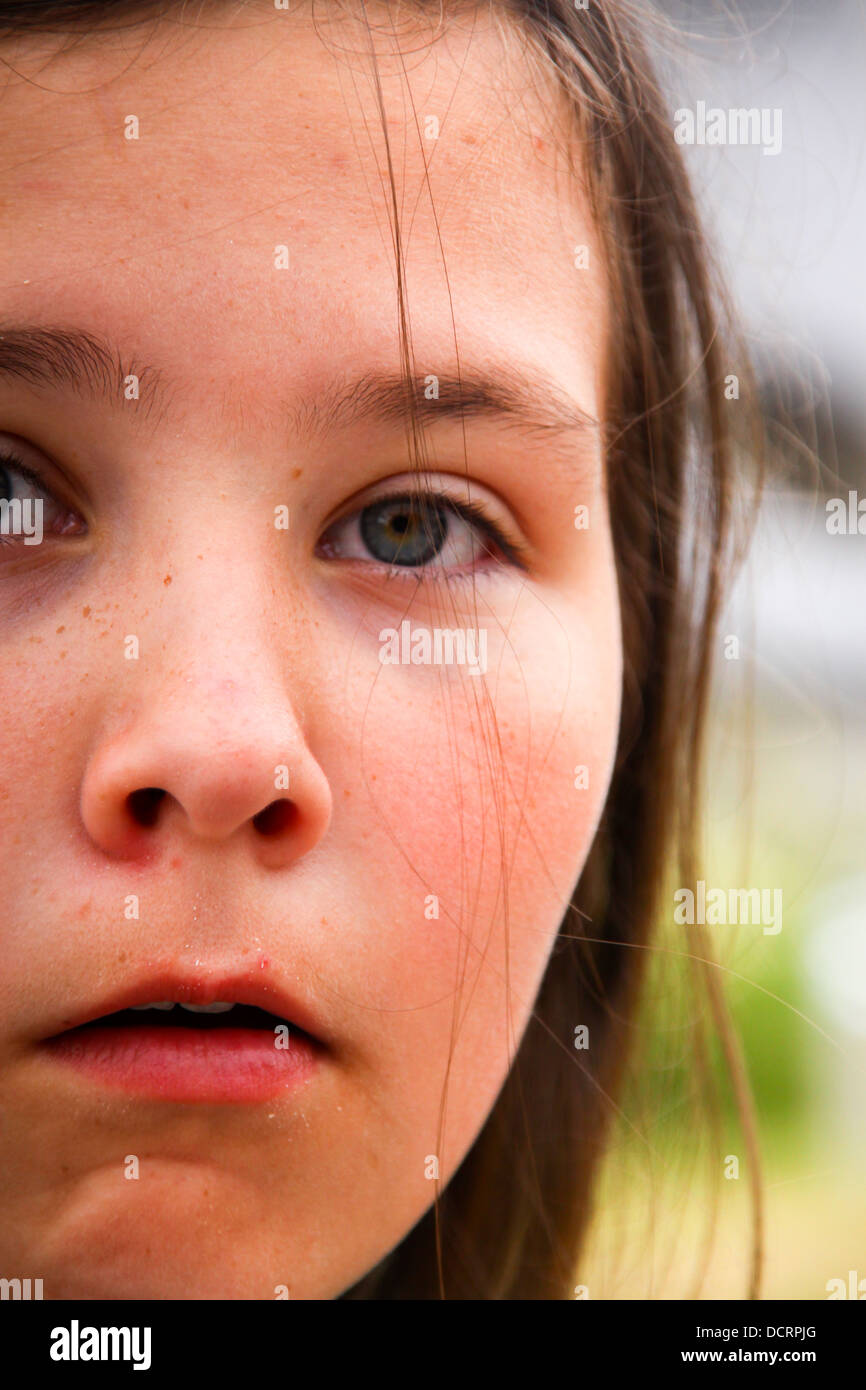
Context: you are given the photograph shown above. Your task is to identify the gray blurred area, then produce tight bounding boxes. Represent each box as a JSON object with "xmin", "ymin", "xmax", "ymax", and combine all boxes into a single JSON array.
[{"xmin": 661, "ymin": 0, "xmax": 865, "ymax": 488}]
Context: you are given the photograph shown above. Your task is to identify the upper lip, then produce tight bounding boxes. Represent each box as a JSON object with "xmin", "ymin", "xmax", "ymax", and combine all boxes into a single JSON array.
[{"xmin": 42, "ymin": 967, "xmax": 325, "ymax": 1044}]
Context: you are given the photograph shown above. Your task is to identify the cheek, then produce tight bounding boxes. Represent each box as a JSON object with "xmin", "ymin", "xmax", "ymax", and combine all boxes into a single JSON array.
[
  {"xmin": 0, "ymin": 617, "xmax": 106, "ymax": 1002},
  {"xmin": 0, "ymin": 597, "xmax": 116, "ymax": 768},
  {"xmin": 0, "ymin": 636, "xmax": 86, "ymax": 832},
  {"xmin": 324, "ymin": 578, "xmax": 621, "ymax": 1158}
]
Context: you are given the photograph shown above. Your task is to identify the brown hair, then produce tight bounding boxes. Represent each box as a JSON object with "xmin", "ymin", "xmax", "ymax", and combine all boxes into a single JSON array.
[{"xmin": 1, "ymin": 0, "xmax": 764, "ymax": 1299}]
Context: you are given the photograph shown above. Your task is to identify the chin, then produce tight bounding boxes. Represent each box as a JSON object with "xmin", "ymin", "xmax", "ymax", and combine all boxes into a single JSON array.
[{"xmin": 30, "ymin": 1168, "xmax": 294, "ymax": 1300}]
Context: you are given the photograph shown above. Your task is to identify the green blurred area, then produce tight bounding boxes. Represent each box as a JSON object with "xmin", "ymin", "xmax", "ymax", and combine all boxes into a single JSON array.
[{"xmin": 584, "ymin": 684, "xmax": 866, "ymax": 1299}]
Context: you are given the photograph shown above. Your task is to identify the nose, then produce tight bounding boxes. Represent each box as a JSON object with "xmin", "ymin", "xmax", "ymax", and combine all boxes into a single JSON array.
[{"xmin": 80, "ymin": 669, "xmax": 332, "ymax": 870}]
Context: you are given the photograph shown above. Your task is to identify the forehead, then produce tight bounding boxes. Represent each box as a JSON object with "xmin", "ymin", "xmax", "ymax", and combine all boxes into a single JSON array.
[{"xmin": 0, "ymin": 2, "xmax": 607, "ymax": 422}]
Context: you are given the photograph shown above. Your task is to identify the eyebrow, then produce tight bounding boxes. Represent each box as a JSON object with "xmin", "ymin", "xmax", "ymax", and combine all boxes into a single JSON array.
[
  {"xmin": 295, "ymin": 362, "xmax": 600, "ymax": 444},
  {"xmin": 0, "ymin": 325, "xmax": 165, "ymax": 413},
  {"xmin": 0, "ymin": 322, "xmax": 599, "ymax": 443}
]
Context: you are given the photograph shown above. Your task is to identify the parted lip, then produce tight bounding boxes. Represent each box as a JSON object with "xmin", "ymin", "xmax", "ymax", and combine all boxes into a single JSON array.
[{"xmin": 42, "ymin": 968, "xmax": 325, "ymax": 1044}]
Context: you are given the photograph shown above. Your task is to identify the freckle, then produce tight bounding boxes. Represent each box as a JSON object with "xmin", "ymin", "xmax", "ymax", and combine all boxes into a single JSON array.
[
  {"xmin": 56, "ymin": 625, "xmax": 65, "ymax": 634},
  {"xmin": 59, "ymin": 650, "xmax": 67, "ymax": 658},
  {"xmin": 82, "ymin": 606, "xmax": 91, "ymax": 617},
  {"xmin": 321, "ymin": 917, "xmax": 327, "ymax": 926},
  {"xmin": 164, "ymin": 574, "xmax": 172, "ymax": 586},
  {"xmin": 343, "ymin": 788, "xmax": 350, "ymax": 798},
  {"xmin": 118, "ymin": 952, "xmax": 127, "ymax": 963},
  {"xmin": 291, "ymin": 468, "xmax": 302, "ymax": 479}
]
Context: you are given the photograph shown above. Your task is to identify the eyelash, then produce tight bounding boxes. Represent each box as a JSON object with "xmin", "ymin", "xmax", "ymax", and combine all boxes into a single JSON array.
[
  {"xmin": 1, "ymin": 449, "xmax": 42, "ymax": 488},
  {"xmin": 332, "ymin": 488, "xmax": 528, "ymax": 575},
  {"xmin": 0, "ymin": 450, "xmax": 52, "ymax": 545}
]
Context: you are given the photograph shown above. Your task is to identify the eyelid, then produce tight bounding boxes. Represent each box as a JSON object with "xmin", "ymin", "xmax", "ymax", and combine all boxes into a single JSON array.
[
  {"xmin": 0, "ymin": 444, "xmax": 89, "ymax": 547},
  {"xmin": 0, "ymin": 449, "xmax": 46, "ymax": 493},
  {"xmin": 0, "ymin": 436, "xmax": 83, "ymax": 515},
  {"xmin": 324, "ymin": 474, "xmax": 530, "ymax": 571}
]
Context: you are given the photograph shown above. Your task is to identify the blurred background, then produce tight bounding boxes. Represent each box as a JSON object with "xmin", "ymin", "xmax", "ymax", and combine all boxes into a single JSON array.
[{"xmin": 584, "ymin": 0, "xmax": 866, "ymax": 1299}]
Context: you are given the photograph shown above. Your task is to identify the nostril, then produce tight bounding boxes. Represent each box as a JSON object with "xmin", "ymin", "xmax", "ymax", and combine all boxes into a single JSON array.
[
  {"xmin": 127, "ymin": 787, "xmax": 167, "ymax": 828},
  {"xmin": 252, "ymin": 800, "xmax": 297, "ymax": 837}
]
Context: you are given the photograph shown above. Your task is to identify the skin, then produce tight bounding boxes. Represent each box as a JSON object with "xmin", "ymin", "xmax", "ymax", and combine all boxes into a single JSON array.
[{"xmin": 0, "ymin": 1, "xmax": 622, "ymax": 1298}]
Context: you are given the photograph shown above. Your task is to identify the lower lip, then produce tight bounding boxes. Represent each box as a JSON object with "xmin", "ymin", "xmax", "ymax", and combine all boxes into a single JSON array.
[{"xmin": 42, "ymin": 1025, "xmax": 318, "ymax": 1103}]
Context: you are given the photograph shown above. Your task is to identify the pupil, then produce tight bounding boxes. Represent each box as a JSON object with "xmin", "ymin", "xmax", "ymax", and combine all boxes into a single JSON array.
[{"xmin": 361, "ymin": 496, "xmax": 448, "ymax": 566}]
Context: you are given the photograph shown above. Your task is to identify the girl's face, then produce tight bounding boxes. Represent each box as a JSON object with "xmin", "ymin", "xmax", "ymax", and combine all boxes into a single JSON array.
[{"xmin": 0, "ymin": 4, "xmax": 621, "ymax": 1298}]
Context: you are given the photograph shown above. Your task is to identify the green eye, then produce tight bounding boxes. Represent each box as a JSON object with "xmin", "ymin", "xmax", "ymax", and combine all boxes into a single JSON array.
[
  {"xmin": 359, "ymin": 496, "xmax": 448, "ymax": 566},
  {"xmin": 317, "ymin": 483, "xmax": 528, "ymax": 575}
]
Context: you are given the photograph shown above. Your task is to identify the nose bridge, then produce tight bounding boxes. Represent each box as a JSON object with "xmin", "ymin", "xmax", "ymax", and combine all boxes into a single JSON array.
[
  {"xmin": 138, "ymin": 546, "xmax": 304, "ymax": 784},
  {"xmin": 145, "ymin": 512, "xmax": 300, "ymax": 695}
]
